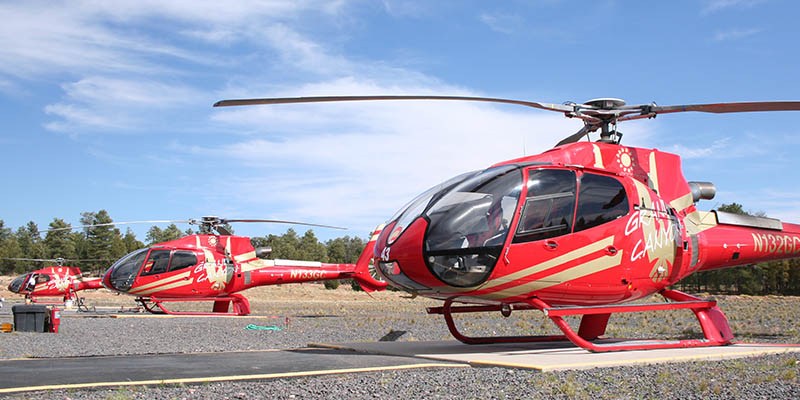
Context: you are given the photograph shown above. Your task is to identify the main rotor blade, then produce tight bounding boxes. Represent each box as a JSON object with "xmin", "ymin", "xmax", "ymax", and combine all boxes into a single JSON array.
[
  {"xmin": 223, "ymin": 218, "xmax": 347, "ymax": 230},
  {"xmin": 214, "ymin": 95, "xmax": 575, "ymax": 114},
  {"xmin": 45, "ymin": 220, "xmax": 190, "ymax": 233},
  {"xmin": 650, "ymin": 101, "xmax": 800, "ymax": 115}
]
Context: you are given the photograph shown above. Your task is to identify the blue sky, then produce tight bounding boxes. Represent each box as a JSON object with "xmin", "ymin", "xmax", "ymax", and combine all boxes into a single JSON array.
[{"xmin": 1, "ymin": 0, "xmax": 799, "ymax": 242}]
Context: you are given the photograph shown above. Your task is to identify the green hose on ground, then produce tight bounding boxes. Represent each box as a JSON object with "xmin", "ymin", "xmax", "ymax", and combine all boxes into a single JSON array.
[{"xmin": 245, "ymin": 324, "xmax": 282, "ymax": 331}]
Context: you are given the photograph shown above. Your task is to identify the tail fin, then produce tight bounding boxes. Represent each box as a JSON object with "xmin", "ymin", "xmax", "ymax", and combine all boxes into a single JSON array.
[{"xmin": 352, "ymin": 224, "xmax": 388, "ymax": 292}]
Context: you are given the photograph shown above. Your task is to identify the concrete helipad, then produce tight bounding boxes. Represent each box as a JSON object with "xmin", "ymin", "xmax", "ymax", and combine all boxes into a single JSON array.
[{"xmin": 313, "ymin": 340, "xmax": 800, "ymax": 372}]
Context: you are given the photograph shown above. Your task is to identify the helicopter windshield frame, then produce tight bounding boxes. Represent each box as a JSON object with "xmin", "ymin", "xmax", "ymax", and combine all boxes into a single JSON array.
[
  {"xmin": 105, "ymin": 248, "xmax": 149, "ymax": 292},
  {"xmin": 423, "ymin": 165, "xmax": 523, "ymax": 287}
]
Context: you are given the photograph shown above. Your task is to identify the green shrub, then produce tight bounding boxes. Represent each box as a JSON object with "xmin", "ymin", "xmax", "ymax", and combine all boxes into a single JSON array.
[{"xmin": 324, "ymin": 279, "xmax": 340, "ymax": 290}]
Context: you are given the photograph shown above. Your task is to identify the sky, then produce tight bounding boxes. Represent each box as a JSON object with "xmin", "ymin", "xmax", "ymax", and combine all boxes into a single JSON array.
[{"xmin": 1, "ymin": 0, "xmax": 800, "ymax": 243}]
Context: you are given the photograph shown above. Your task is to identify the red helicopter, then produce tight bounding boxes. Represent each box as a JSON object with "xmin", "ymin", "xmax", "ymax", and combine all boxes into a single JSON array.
[
  {"xmin": 5, "ymin": 258, "xmax": 103, "ymax": 307},
  {"xmin": 101, "ymin": 216, "xmax": 386, "ymax": 315},
  {"xmin": 215, "ymin": 95, "xmax": 800, "ymax": 352}
]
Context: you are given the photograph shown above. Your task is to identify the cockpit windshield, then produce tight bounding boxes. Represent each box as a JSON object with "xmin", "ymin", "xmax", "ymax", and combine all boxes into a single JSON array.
[
  {"xmin": 386, "ymin": 169, "xmax": 480, "ymax": 245},
  {"xmin": 423, "ymin": 165, "xmax": 522, "ymax": 287},
  {"xmin": 8, "ymin": 275, "xmax": 26, "ymax": 293},
  {"xmin": 105, "ymin": 248, "xmax": 149, "ymax": 292}
]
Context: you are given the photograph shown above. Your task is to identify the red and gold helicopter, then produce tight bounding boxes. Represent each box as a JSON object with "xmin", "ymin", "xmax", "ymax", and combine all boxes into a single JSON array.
[
  {"xmin": 215, "ymin": 95, "xmax": 800, "ymax": 352},
  {"xmin": 101, "ymin": 216, "xmax": 385, "ymax": 315},
  {"xmin": 5, "ymin": 258, "xmax": 103, "ymax": 307}
]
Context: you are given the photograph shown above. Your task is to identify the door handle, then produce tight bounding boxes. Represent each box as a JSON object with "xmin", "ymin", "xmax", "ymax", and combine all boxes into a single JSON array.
[{"xmin": 544, "ymin": 240, "xmax": 558, "ymax": 250}]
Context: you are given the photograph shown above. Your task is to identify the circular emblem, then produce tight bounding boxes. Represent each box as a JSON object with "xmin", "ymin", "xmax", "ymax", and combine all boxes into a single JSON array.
[
  {"xmin": 616, "ymin": 148, "xmax": 634, "ymax": 174},
  {"xmin": 208, "ymin": 236, "xmax": 218, "ymax": 246}
]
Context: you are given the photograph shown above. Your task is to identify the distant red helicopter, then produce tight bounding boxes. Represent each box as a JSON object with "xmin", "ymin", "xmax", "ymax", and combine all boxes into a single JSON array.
[
  {"xmin": 216, "ymin": 95, "xmax": 800, "ymax": 352},
  {"xmin": 101, "ymin": 217, "xmax": 386, "ymax": 315},
  {"xmin": 6, "ymin": 258, "xmax": 103, "ymax": 307}
]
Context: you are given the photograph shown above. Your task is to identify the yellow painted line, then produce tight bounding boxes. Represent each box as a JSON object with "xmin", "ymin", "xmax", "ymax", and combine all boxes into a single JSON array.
[
  {"xmin": 309, "ymin": 342, "xmax": 351, "ymax": 350},
  {"xmin": 0, "ymin": 363, "xmax": 469, "ymax": 394},
  {"xmin": 468, "ymin": 359, "xmax": 547, "ymax": 371}
]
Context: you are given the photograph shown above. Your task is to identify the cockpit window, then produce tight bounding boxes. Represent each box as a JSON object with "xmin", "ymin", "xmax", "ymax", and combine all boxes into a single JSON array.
[
  {"xmin": 169, "ymin": 251, "xmax": 197, "ymax": 272},
  {"xmin": 9, "ymin": 276, "xmax": 25, "ymax": 292},
  {"xmin": 513, "ymin": 169, "xmax": 630, "ymax": 243},
  {"xmin": 424, "ymin": 165, "xmax": 522, "ymax": 287},
  {"xmin": 574, "ymin": 173, "xmax": 629, "ymax": 232},
  {"xmin": 387, "ymin": 170, "xmax": 480, "ymax": 245},
  {"xmin": 141, "ymin": 250, "xmax": 171, "ymax": 276},
  {"xmin": 514, "ymin": 169, "xmax": 576, "ymax": 243},
  {"xmin": 106, "ymin": 248, "xmax": 149, "ymax": 292}
]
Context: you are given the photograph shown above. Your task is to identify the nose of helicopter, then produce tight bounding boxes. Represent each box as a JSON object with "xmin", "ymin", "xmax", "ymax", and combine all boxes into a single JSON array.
[
  {"xmin": 103, "ymin": 248, "xmax": 149, "ymax": 292},
  {"xmin": 373, "ymin": 218, "xmax": 436, "ymax": 291},
  {"xmin": 374, "ymin": 165, "xmax": 521, "ymax": 291}
]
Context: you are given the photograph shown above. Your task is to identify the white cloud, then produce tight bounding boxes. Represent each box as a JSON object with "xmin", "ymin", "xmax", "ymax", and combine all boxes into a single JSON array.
[
  {"xmin": 667, "ymin": 137, "xmax": 732, "ymax": 159},
  {"xmin": 260, "ymin": 23, "xmax": 353, "ymax": 76},
  {"xmin": 43, "ymin": 77, "xmax": 205, "ymax": 133},
  {"xmin": 702, "ymin": 0, "xmax": 766, "ymax": 14},
  {"xmin": 479, "ymin": 12, "xmax": 523, "ymax": 35},
  {"xmin": 1, "ymin": 1, "xmax": 662, "ymax": 238},
  {"xmin": 381, "ymin": 0, "xmax": 432, "ymax": 18},
  {"xmin": 196, "ymin": 80, "xmax": 581, "ymax": 233},
  {"xmin": 0, "ymin": 1, "xmax": 355, "ymax": 80},
  {"xmin": 713, "ymin": 28, "xmax": 761, "ymax": 41}
]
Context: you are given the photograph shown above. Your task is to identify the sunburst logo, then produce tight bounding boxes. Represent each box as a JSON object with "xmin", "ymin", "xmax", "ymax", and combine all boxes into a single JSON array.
[
  {"xmin": 208, "ymin": 236, "xmax": 218, "ymax": 246},
  {"xmin": 616, "ymin": 148, "xmax": 634, "ymax": 174}
]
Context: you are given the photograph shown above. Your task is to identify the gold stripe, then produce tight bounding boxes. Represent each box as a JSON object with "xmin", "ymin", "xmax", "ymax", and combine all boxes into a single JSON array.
[
  {"xmin": 632, "ymin": 180, "xmax": 651, "ymax": 204},
  {"xmin": 479, "ymin": 236, "xmax": 615, "ymax": 291},
  {"xmin": 670, "ymin": 192, "xmax": 694, "ymax": 212},
  {"xmin": 234, "ymin": 251, "xmax": 256, "ymax": 263},
  {"xmin": 241, "ymin": 259, "xmax": 268, "ymax": 273},
  {"xmin": 684, "ymin": 210, "xmax": 718, "ymax": 235},
  {"xmin": 649, "ymin": 151, "xmax": 659, "ymax": 193},
  {"xmin": 129, "ymin": 271, "xmax": 191, "ymax": 290},
  {"xmin": 127, "ymin": 271, "xmax": 191, "ymax": 292},
  {"xmin": 591, "ymin": 144, "xmax": 605, "ymax": 168},
  {"xmin": 485, "ymin": 251, "xmax": 623, "ymax": 300},
  {"xmin": 371, "ymin": 224, "xmax": 386, "ymax": 240},
  {"xmin": 129, "ymin": 278, "xmax": 193, "ymax": 296}
]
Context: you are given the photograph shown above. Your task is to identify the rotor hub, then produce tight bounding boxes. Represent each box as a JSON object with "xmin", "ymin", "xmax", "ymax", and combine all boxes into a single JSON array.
[{"xmin": 584, "ymin": 98, "xmax": 626, "ymax": 109}]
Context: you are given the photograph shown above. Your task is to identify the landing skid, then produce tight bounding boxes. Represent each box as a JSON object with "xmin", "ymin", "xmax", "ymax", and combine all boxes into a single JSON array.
[
  {"xmin": 135, "ymin": 294, "xmax": 251, "ymax": 316},
  {"xmin": 426, "ymin": 289, "xmax": 734, "ymax": 353}
]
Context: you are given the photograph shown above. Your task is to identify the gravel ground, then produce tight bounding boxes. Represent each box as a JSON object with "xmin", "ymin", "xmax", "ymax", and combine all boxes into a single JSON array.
[{"xmin": 0, "ymin": 286, "xmax": 799, "ymax": 399}]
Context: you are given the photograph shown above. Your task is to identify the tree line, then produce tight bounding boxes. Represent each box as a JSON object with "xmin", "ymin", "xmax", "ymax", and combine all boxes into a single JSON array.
[
  {"xmin": 2, "ymin": 205, "xmax": 800, "ymax": 295},
  {"xmin": 0, "ymin": 210, "xmax": 365, "ymax": 276}
]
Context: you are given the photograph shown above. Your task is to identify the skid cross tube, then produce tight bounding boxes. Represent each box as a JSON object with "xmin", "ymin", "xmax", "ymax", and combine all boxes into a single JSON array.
[
  {"xmin": 428, "ymin": 289, "xmax": 734, "ymax": 352},
  {"xmin": 136, "ymin": 293, "xmax": 251, "ymax": 316}
]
